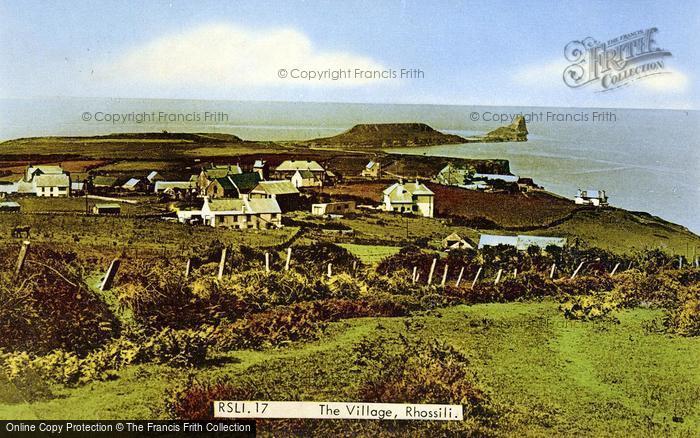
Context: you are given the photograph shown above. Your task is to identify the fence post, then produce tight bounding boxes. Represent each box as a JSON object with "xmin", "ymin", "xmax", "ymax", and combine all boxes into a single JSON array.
[
  {"xmin": 327, "ymin": 263, "xmax": 332, "ymax": 278},
  {"xmin": 471, "ymin": 267, "xmax": 482, "ymax": 288},
  {"xmin": 100, "ymin": 258, "xmax": 121, "ymax": 291},
  {"xmin": 513, "ymin": 268, "xmax": 518, "ymax": 278},
  {"xmin": 217, "ymin": 248, "xmax": 227, "ymax": 280},
  {"xmin": 494, "ymin": 268, "xmax": 503, "ymax": 285},
  {"xmin": 285, "ymin": 247, "xmax": 292, "ymax": 271},
  {"xmin": 14, "ymin": 240, "xmax": 30, "ymax": 277},
  {"xmin": 184, "ymin": 258, "xmax": 191, "ymax": 279},
  {"xmin": 352, "ymin": 260, "xmax": 357, "ymax": 274},
  {"xmin": 427, "ymin": 258, "xmax": 437, "ymax": 285},
  {"xmin": 440, "ymin": 264, "xmax": 448, "ymax": 287},
  {"xmin": 265, "ymin": 252, "xmax": 270, "ymax": 272},
  {"xmin": 549, "ymin": 263, "xmax": 556, "ymax": 279},
  {"xmin": 571, "ymin": 261, "xmax": 584, "ymax": 279},
  {"xmin": 678, "ymin": 256, "xmax": 683, "ymax": 269},
  {"xmin": 610, "ymin": 262, "xmax": 620, "ymax": 276},
  {"xmin": 455, "ymin": 266, "xmax": 465, "ymax": 287},
  {"xmin": 412, "ymin": 266, "xmax": 417, "ymax": 284}
]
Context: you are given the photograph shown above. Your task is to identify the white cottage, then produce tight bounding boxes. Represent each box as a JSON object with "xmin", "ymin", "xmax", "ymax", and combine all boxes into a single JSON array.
[
  {"xmin": 575, "ymin": 189, "xmax": 608, "ymax": 206},
  {"xmin": 382, "ymin": 180, "xmax": 434, "ymax": 218},
  {"xmin": 200, "ymin": 197, "xmax": 282, "ymax": 229}
]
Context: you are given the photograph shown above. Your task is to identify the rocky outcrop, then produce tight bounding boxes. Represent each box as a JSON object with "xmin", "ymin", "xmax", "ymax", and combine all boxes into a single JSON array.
[
  {"xmin": 305, "ymin": 123, "xmax": 467, "ymax": 148},
  {"xmin": 483, "ymin": 115, "xmax": 528, "ymax": 142}
]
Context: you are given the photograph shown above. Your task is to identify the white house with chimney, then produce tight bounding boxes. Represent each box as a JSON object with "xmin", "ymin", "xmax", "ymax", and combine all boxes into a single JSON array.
[
  {"xmin": 4, "ymin": 165, "xmax": 72, "ymax": 197},
  {"xmin": 575, "ymin": 189, "xmax": 608, "ymax": 206},
  {"xmin": 382, "ymin": 180, "xmax": 434, "ymax": 217}
]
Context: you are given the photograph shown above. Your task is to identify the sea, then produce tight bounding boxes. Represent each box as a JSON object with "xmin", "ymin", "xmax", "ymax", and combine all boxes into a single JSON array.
[{"xmin": 1, "ymin": 97, "xmax": 698, "ymax": 233}]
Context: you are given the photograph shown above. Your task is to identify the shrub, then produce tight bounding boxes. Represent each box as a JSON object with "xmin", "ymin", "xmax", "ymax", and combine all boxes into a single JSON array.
[
  {"xmin": 221, "ymin": 269, "xmax": 332, "ymax": 309},
  {"xmin": 0, "ymin": 327, "xmax": 213, "ymax": 390},
  {"xmin": 166, "ymin": 377, "xmax": 260, "ymax": 420},
  {"xmin": 559, "ymin": 295, "xmax": 619, "ymax": 321},
  {"xmin": 214, "ymin": 305, "xmax": 325, "ymax": 350},
  {"xmin": 290, "ymin": 242, "xmax": 361, "ymax": 274},
  {"xmin": 214, "ymin": 297, "xmax": 413, "ymax": 351},
  {"xmin": 0, "ymin": 351, "xmax": 53, "ymax": 402},
  {"xmin": 445, "ymin": 272, "xmax": 559, "ymax": 304},
  {"xmin": 326, "ymin": 273, "xmax": 365, "ymax": 299},
  {"xmin": 0, "ymin": 246, "xmax": 116, "ymax": 355},
  {"xmin": 144, "ymin": 326, "xmax": 213, "ymax": 367},
  {"xmin": 663, "ymin": 285, "xmax": 700, "ymax": 336},
  {"xmin": 556, "ymin": 275, "xmax": 615, "ymax": 296},
  {"xmin": 353, "ymin": 334, "xmax": 497, "ymax": 435}
]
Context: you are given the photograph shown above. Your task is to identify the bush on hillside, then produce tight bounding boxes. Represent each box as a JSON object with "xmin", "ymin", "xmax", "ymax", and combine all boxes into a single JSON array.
[{"xmin": 0, "ymin": 246, "xmax": 116, "ymax": 355}]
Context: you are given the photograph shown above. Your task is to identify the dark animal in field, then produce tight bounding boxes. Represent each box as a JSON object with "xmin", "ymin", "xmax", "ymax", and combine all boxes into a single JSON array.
[{"xmin": 11, "ymin": 226, "xmax": 31, "ymax": 238}]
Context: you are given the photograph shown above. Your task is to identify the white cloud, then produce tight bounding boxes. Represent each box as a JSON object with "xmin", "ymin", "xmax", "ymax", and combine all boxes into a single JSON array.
[
  {"xmin": 101, "ymin": 23, "xmax": 387, "ymax": 87},
  {"xmin": 637, "ymin": 69, "xmax": 690, "ymax": 92},
  {"xmin": 512, "ymin": 60, "xmax": 569, "ymax": 87}
]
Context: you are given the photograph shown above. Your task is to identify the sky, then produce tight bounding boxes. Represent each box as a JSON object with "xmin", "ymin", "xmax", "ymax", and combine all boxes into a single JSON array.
[{"xmin": 0, "ymin": 0, "xmax": 697, "ymax": 109}]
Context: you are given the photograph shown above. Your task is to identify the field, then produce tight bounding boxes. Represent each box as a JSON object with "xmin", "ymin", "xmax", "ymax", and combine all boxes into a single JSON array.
[
  {"xmin": 0, "ymin": 301, "xmax": 697, "ymax": 436},
  {"xmin": 338, "ymin": 243, "xmax": 401, "ymax": 264},
  {"xmin": 319, "ymin": 181, "xmax": 580, "ymax": 228}
]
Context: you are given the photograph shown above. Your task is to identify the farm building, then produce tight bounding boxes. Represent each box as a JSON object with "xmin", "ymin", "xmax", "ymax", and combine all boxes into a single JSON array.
[
  {"xmin": 92, "ymin": 176, "xmax": 121, "ymax": 189},
  {"xmin": 200, "ymin": 197, "xmax": 282, "ymax": 229},
  {"xmin": 146, "ymin": 171, "xmax": 164, "ymax": 184},
  {"xmin": 361, "ymin": 160, "xmax": 381, "ymax": 178},
  {"xmin": 206, "ymin": 176, "xmax": 237, "ymax": 199},
  {"xmin": 575, "ymin": 189, "xmax": 608, "ymax": 206},
  {"xmin": 435, "ymin": 164, "xmax": 471, "ymax": 186},
  {"xmin": 154, "ymin": 181, "xmax": 196, "ymax": 194},
  {"xmin": 478, "ymin": 234, "xmax": 567, "ymax": 251},
  {"xmin": 71, "ymin": 181, "xmax": 86, "ymax": 194},
  {"xmin": 121, "ymin": 178, "xmax": 147, "ymax": 192},
  {"xmin": 24, "ymin": 165, "xmax": 65, "ymax": 182},
  {"xmin": 382, "ymin": 180, "xmax": 434, "ymax": 218},
  {"xmin": 273, "ymin": 160, "xmax": 326, "ymax": 180},
  {"xmin": 517, "ymin": 177, "xmax": 542, "ymax": 192},
  {"xmin": 311, "ymin": 201, "xmax": 356, "ymax": 216},
  {"xmin": 34, "ymin": 174, "xmax": 71, "ymax": 197},
  {"xmin": 197, "ymin": 164, "xmax": 242, "ymax": 192},
  {"xmin": 442, "ymin": 233, "xmax": 473, "ymax": 250},
  {"xmin": 253, "ymin": 160, "xmax": 269, "ymax": 180},
  {"xmin": 206, "ymin": 172, "xmax": 263, "ymax": 199},
  {"xmin": 0, "ymin": 201, "xmax": 21, "ymax": 212},
  {"xmin": 6, "ymin": 164, "xmax": 73, "ymax": 197},
  {"xmin": 92, "ymin": 204, "xmax": 121, "ymax": 215},
  {"xmin": 0, "ymin": 182, "xmax": 16, "ymax": 194},
  {"xmin": 250, "ymin": 180, "xmax": 300, "ymax": 212},
  {"xmin": 291, "ymin": 169, "xmax": 321, "ymax": 188},
  {"xmin": 471, "ymin": 173, "xmax": 519, "ymax": 183}
]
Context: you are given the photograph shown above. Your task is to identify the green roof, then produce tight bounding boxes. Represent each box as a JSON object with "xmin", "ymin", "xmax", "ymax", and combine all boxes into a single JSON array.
[
  {"xmin": 229, "ymin": 172, "xmax": 261, "ymax": 192},
  {"xmin": 212, "ymin": 176, "xmax": 236, "ymax": 191}
]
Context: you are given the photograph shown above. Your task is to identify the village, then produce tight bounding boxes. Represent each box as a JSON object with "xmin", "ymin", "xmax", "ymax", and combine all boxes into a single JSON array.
[{"xmin": 0, "ymin": 156, "xmax": 613, "ymax": 254}]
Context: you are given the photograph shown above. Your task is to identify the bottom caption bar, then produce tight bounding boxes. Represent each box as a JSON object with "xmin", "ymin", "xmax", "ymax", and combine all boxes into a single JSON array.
[
  {"xmin": 215, "ymin": 401, "xmax": 464, "ymax": 421},
  {"xmin": 2, "ymin": 421, "xmax": 255, "ymax": 436}
]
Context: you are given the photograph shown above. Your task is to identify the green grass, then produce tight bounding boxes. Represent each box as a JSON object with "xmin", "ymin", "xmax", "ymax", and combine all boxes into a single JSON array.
[
  {"xmin": 541, "ymin": 208, "xmax": 700, "ymax": 256},
  {"xmin": 338, "ymin": 243, "xmax": 401, "ymax": 264},
  {"xmin": 10, "ymin": 197, "xmax": 159, "ymax": 215},
  {"xmin": 1, "ymin": 301, "xmax": 697, "ymax": 436},
  {"xmin": 0, "ymin": 213, "xmax": 299, "ymax": 262}
]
